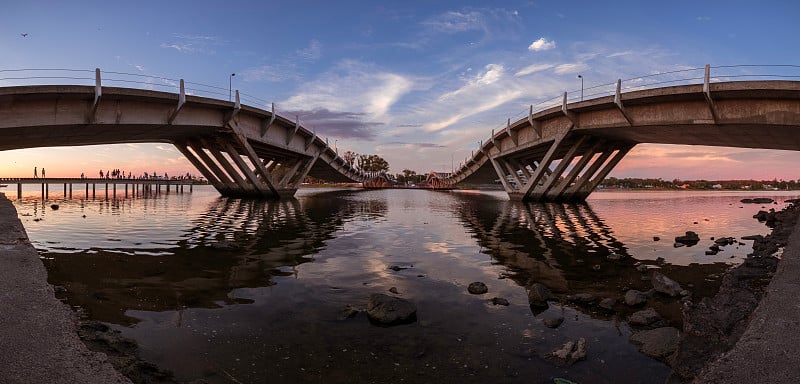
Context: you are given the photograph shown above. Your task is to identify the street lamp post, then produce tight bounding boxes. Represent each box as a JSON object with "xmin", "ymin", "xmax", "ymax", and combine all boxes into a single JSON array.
[
  {"xmin": 229, "ymin": 73, "xmax": 236, "ymax": 101},
  {"xmin": 577, "ymin": 74, "xmax": 584, "ymax": 101},
  {"xmin": 334, "ymin": 139, "xmax": 338, "ymax": 154}
]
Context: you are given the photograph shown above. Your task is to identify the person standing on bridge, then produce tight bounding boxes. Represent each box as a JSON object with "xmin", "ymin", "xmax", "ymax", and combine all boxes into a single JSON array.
[
  {"xmin": 33, "ymin": 167, "xmax": 37, "ymax": 178},
  {"xmin": 41, "ymin": 168, "xmax": 45, "ymax": 178}
]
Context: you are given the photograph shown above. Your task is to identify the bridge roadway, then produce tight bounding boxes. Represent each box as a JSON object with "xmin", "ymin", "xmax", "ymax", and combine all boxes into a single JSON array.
[{"xmin": 1, "ymin": 66, "xmax": 799, "ymax": 201}]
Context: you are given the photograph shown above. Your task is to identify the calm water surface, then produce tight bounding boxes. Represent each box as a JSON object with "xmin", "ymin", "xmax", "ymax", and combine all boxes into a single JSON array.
[{"xmin": 10, "ymin": 185, "xmax": 799, "ymax": 384}]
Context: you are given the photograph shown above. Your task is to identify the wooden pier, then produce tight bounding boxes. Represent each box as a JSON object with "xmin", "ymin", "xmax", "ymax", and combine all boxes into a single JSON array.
[{"xmin": 0, "ymin": 178, "xmax": 195, "ymax": 200}]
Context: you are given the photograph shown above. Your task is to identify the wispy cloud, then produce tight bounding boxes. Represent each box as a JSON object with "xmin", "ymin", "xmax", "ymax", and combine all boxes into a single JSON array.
[
  {"xmin": 554, "ymin": 62, "xmax": 589, "ymax": 74},
  {"xmin": 241, "ymin": 39, "xmax": 323, "ymax": 83},
  {"xmin": 528, "ymin": 37, "xmax": 556, "ymax": 51},
  {"xmin": 159, "ymin": 33, "xmax": 225, "ymax": 54},
  {"xmin": 422, "ymin": 11, "xmax": 485, "ymax": 33},
  {"xmin": 515, "ymin": 63, "xmax": 555, "ymax": 77},
  {"xmin": 281, "ymin": 60, "xmax": 414, "ymax": 120}
]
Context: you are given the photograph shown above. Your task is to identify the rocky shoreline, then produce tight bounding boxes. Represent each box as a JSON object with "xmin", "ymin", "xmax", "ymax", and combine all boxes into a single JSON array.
[{"xmin": 668, "ymin": 199, "xmax": 800, "ymax": 383}]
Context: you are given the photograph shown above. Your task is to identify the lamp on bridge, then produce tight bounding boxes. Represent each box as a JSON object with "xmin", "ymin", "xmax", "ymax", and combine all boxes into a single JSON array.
[
  {"xmin": 229, "ymin": 73, "xmax": 236, "ymax": 101},
  {"xmin": 577, "ymin": 74, "xmax": 584, "ymax": 101}
]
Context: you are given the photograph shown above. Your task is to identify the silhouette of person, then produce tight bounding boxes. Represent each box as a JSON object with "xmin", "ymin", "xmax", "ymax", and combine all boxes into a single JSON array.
[
  {"xmin": 34, "ymin": 166, "xmax": 38, "ymax": 178},
  {"xmin": 41, "ymin": 168, "xmax": 45, "ymax": 178}
]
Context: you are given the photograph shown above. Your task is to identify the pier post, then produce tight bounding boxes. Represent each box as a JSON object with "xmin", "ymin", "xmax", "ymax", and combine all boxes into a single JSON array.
[
  {"xmin": 92, "ymin": 183, "xmax": 96, "ymax": 199},
  {"xmin": 17, "ymin": 183, "xmax": 22, "ymax": 200},
  {"xmin": 69, "ymin": 183, "xmax": 72, "ymax": 199},
  {"xmin": 125, "ymin": 184, "xmax": 128, "ymax": 198},
  {"xmin": 63, "ymin": 183, "xmax": 66, "ymax": 197},
  {"xmin": 113, "ymin": 184, "xmax": 117, "ymax": 200},
  {"xmin": 105, "ymin": 183, "xmax": 108, "ymax": 200}
]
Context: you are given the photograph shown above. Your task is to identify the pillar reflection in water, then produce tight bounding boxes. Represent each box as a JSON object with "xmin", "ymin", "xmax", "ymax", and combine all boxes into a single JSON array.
[{"xmin": 45, "ymin": 191, "xmax": 387, "ymax": 326}]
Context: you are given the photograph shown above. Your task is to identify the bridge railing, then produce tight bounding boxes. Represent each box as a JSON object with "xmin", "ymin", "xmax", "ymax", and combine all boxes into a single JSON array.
[
  {"xmin": 0, "ymin": 68, "xmax": 276, "ymax": 108},
  {"xmin": 452, "ymin": 64, "xmax": 800, "ymax": 176}
]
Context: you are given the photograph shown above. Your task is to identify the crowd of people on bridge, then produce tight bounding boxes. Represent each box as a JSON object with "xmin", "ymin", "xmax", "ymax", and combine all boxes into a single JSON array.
[{"xmin": 31, "ymin": 166, "xmax": 197, "ymax": 181}]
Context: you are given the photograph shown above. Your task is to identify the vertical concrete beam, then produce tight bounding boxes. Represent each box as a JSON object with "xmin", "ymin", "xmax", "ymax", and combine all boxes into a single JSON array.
[
  {"xmin": 703, "ymin": 64, "xmax": 719, "ymax": 123},
  {"xmin": 87, "ymin": 68, "xmax": 102, "ymax": 123},
  {"xmin": 167, "ymin": 79, "xmax": 186, "ymax": 125},
  {"xmin": 614, "ymin": 79, "xmax": 634, "ymax": 126},
  {"xmin": 230, "ymin": 132, "xmax": 278, "ymax": 195}
]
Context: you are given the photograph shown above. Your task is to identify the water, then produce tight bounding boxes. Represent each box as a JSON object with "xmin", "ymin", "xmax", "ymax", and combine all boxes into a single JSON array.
[{"xmin": 9, "ymin": 185, "xmax": 799, "ymax": 384}]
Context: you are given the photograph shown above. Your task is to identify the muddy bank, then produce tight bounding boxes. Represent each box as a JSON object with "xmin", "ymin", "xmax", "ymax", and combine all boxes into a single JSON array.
[
  {"xmin": 0, "ymin": 193, "xmax": 130, "ymax": 384},
  {"xmin": 668, "ymin": 200, "xmax": 800, "ymax": 383}
]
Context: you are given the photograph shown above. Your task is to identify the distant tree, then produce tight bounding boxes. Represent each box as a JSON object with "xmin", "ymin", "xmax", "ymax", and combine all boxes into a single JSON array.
[
  {"xmin": 357, "ymin": 154, "xmax": 390, "ymax": 172},
  {"xmin": 343, "ymin": 151, "xmax": 358, "ymax": 167}
]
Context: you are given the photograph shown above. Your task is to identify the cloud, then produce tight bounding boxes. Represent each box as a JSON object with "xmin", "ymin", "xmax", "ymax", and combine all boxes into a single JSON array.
[
  {"xmin": 422, "ymin": 11, "xmax": 484, "ymax": 33},
  {"xmin": 439, "ymin": 63, "xmax": 504, "ymax": 100},
  {"xmin": 295, "ymin": 39, "xmax": 322, "ymax": 61},
  {"xmin": 281, "ymin": 60, "xmax": 414, "ymax": 119},
  {"xmin": 285, "ymin": 108, "xmax": 382, "ymax": 140},
  {"xmin": 554, "ymin": 62, "xmax": 589, "ymax": 74},
  {"xmin": 515, "ymin": 63, "xmax": 555, "ymax": 77},
  {"xmin": 384, "ymin": 142, "xmax": 447, "ymax": 148},
  {"xmin": 528, "ymin": 37, "xmax": 556, "ymax": 51},
  {"xmin": 159, "ymin": 33, "xmax": 224, "ymax": 54},
  {"xmin": 242, "ymin": 63, "xmax": 300, "ymax": 82}
]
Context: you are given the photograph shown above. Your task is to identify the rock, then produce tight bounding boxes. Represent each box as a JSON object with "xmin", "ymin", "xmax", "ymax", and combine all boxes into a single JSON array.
[
  {"xmin": 591, "ymin": 264, "xmax": 601, "ymax": 271},
  {"xmin": 607, "ymin": 252, "xmax": 623, "ymax": 261},
  {"xmin": 673, "ymin": 242, "xmax": 685, "ymax": 248},
  {"xmin": 527, "ymin": 283, "xmax": 551, "ymax": 307},
  {"xmin": 338, "ymin": 305, "xmax": 360, "ymax": 320},
  {"xmin": 543, "ymin": 316, "xmax": 564, "ymax": 328},
  {"xmin": 489, "ymin": 297, "xmax": 509, "ymax": 306},
  {"xmin": 550, "ymin": 338, "xmax": 587, "ymax": 364},
  {"xmin": 652, "ymin": 271, "xmax": 683, "ymax": 296},
  {"xmin": 467, "ymin": 281, "xmax": 488, "ymax": 294},
  {"xmin": 567, "ymin": 293, "xmax": 595, "ymax": 304},
  {"xmin": 653, "ymin": 236, "xmax": 661, "ymax": 241},
  {"xmin": 210, "ymin": 240, "xmax": 240, "ymax": 250},
  {"xmin": 625, "ymin": 289, "xmax": 648, "ymax": 306},
  {"xmin": 714, "ymin": 237, "xmax": 736, "ymax": 246},
  {"xmin": 740, "ymin": 198, "xmax": 774, "ymax": 204},
  {"xmin": 675, "ymin": 231, "xmax": 700, "ymax": 246},
  {"xmin": 629, "ymin": 327, "xmax": 680, "ymax": 361},
  {"xmin": 388, "ymin": 287, "xmax": 399, "ymax": 294},
  {"xmin": 50, "ymin": 204, "xmax": 59, "ymax": 210},
  {"xmin": 366, "ymin": 293, "xmax": 417, "ymax": 326},
  {"xmin": 388, "ymin": 265, "xmax": 408, "ymax": 271},
  {"xmin": 636, "ymin": 264, "xmax": 649, "ymax": 273},
  {"xmin": 599, "ymin": 298, "xmax": 616, "ymax": 311},
  {"xmin": 629, "ymin": 308, "xmax": 664, "ymax": 327}
]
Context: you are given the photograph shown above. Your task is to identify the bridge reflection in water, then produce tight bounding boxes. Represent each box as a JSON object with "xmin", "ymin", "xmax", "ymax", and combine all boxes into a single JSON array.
[
  {"xmin": 454, "ymin": 192, "xmax": 730, "ymax": 322},
  {"xmin": 44, "ymin": 191, "xmax": 386, "ymax": 325}
]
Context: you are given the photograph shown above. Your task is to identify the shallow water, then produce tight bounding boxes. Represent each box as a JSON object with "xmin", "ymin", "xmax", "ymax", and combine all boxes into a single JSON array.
[{"xmin": 10, "ymin": 185, "xmax": 799, "ymax": 384}]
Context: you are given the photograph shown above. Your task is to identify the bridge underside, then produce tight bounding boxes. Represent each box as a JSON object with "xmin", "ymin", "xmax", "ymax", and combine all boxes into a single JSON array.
[{"xmin": 491, "ymin": 134, "xmax": 635, "ymax": 201}]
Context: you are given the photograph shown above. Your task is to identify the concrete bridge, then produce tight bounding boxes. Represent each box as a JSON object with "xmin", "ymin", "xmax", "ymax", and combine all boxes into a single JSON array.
[
  {"xmin": 0, "ymin": 69, "xmax": 384, "ymax": 199},
  {"xmin": 1, "ymin": 66, "xmax": 799, "ymax": 201}
]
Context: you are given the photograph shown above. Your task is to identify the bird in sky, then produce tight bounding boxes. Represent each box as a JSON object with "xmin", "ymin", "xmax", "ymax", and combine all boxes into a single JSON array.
[{"xmin": 20, "ymin": 33, "xmax": 28, "ymax": 37}]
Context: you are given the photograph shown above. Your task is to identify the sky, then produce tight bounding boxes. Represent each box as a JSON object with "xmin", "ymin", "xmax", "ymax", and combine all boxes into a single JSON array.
[{"xmin": 1, "ymin": 0, "xmax": 800, "ymax": 180}]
